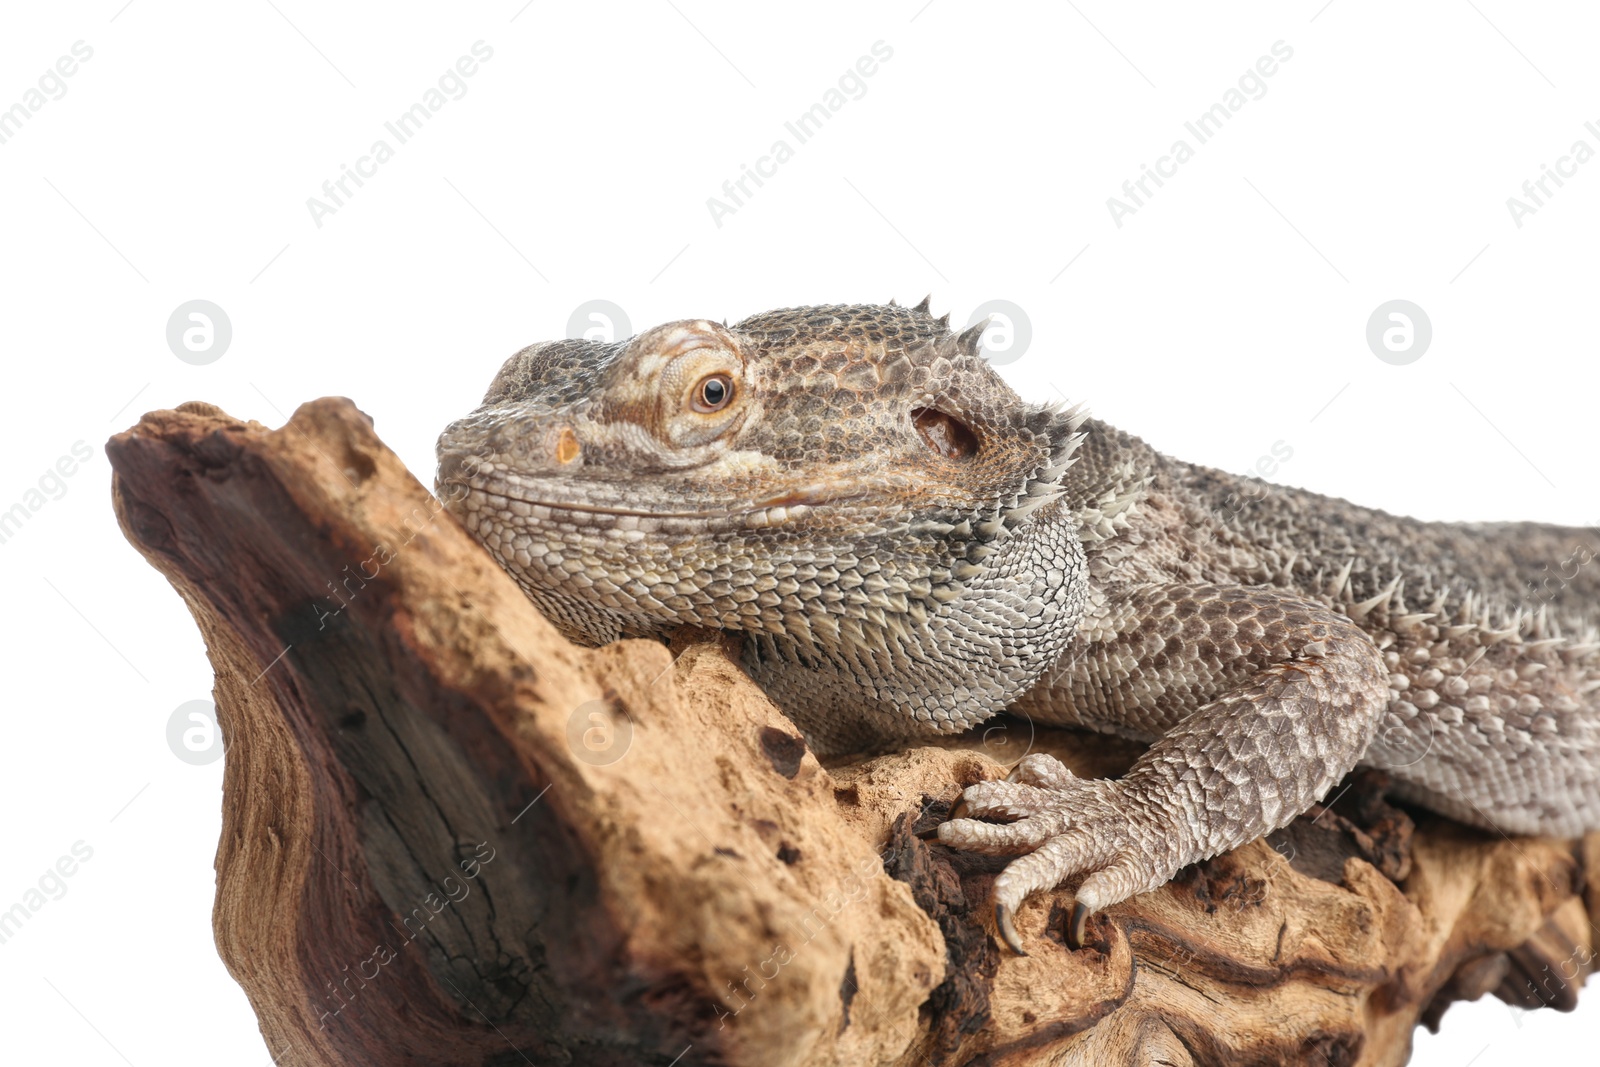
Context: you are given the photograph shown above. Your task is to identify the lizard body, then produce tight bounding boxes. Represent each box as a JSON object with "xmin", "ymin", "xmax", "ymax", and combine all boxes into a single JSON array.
[{"xmin": 437, "ymin": 301, "xmax": 1600, "ymax": 951}]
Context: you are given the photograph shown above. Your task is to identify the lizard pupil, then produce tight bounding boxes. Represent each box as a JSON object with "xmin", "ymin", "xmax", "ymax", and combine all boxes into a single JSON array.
[{"xmin": 695, "ymin": 375, "xmax": 732, "ymax": 412}]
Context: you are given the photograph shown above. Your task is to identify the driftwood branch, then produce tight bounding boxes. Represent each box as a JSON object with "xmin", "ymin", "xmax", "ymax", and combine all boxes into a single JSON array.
[{"xmin": 107, "ymin": 398, "xmax": 1598, "ymax": 1067}]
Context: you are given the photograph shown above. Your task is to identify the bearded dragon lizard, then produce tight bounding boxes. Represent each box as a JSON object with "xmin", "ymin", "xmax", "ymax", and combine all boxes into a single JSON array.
[{"xmin": 436, "ymin": 300, "xmax": 1600, "ymax": 954}]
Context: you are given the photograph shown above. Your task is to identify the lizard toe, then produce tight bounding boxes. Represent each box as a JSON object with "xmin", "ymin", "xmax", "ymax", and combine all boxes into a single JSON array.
[
  {"xmin": 989, "ymin": 831, "xmax": 1152, "ymax": 952},
  {"xmin": 955, "ymin": 778, "xmax": 1060, "ymax": 819},
  {"xmin": 992, "ymin": 831, "xmax": 1116, "ymax": 916},
  {"xmin": 1067, "ymin": 850, "xmax": 1171, "ymax": 945},
  {"xmin": 939, "ymin": 808, "xmax": 1068, "ymax": 853},
  {"xmin": 964, "ymin": 778, "xmax": 1180, "ymax": 953},
  {"xmin": 1005, "ymin": 752, "xmax": 1078, "ymax": 789}
]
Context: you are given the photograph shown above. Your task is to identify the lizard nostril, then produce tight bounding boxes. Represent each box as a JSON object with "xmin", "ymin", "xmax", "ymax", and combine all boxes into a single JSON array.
[{"xmin": 554, "ymin": 427, "xmax": 582, "ymax": 465}]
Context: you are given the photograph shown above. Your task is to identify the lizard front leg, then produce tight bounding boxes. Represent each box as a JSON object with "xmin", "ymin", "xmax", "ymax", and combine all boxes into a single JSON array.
[{"xmin": 939, "ymin": 583, "xmax": 1389, "ymax": 953}]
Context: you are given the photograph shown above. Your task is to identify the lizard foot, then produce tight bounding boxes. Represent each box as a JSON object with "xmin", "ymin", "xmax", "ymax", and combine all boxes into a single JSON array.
[{"xmin": 938, "ymin": 753, "xmax": 1177, "ymax": 954}]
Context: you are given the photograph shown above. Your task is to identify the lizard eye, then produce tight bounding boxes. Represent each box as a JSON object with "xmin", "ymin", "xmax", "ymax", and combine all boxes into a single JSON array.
[{"xmin": 692, "ymin": 373, "xmax": 734, "ymax": 413}]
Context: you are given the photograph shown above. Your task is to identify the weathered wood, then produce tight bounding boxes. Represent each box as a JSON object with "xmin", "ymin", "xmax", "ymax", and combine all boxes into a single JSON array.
[{"xmin": 107, "ymin": 398, "xmax": 1598, "ymax": 1067}]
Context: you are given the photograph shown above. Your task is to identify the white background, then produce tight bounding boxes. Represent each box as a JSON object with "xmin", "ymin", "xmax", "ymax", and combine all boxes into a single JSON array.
[{"xmin": 1, "ymin": 1, "xmax": 1596, "ymax": 1063}]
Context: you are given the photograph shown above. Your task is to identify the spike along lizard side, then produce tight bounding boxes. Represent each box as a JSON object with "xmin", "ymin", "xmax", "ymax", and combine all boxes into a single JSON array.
[{"xmin": 436, "ymin": 301, "xmax": 1600, "ymax": 954}]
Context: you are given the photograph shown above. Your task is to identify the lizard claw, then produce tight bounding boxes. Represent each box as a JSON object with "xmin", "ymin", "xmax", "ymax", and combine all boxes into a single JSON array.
[
  {"xmin": 942, "ymin": 754, "xmax": 1177, "ymax": 954},
  {"xmin": 1067, "ymin": 901, "xmax": 1090, "ymax": 950},
  {"xmin": 915, "ymin": 794, "xmax": 970, "ymax": 838},
  {"xmin": 995, "ymin": 901, "xmax": 1029, "ymax": 956},
  {"xmin": 996, "ymin": 889, "xmax": 1088, "ymax": 954}
]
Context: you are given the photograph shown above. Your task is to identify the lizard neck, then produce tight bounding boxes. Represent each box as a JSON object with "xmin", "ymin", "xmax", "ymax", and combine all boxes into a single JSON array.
[{"xmin": 741, "ymin": 501, "xmax": 1087, "ymax": 756}]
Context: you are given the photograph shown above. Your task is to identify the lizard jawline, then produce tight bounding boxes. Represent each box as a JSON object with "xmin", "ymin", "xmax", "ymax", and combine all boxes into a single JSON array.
[{"xmin": 459, "ymin": 485, "xmax": 862, "ymax": 523}]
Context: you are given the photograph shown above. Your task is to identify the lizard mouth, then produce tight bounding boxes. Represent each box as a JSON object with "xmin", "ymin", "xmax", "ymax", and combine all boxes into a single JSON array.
[{"xmin": 445, "ymin": 482, "xmax": 871, "ymax": 523}]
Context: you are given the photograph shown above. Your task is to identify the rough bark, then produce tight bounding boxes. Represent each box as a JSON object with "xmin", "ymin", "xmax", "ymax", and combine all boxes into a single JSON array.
[{"xmin": 107, "ymin": 398, "xmax": 1599, "ymax": 1067}]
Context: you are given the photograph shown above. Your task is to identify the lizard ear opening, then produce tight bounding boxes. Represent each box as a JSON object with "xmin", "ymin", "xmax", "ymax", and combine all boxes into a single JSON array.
[{"xmin": 912, "ymin": 407, "xmax": 978, "ymax": 460}]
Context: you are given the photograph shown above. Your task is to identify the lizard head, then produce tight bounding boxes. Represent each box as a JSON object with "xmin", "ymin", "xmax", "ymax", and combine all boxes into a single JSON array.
[{"xmin": 436, "ymin": 301, "xmax": 1084, "ymax": 648}]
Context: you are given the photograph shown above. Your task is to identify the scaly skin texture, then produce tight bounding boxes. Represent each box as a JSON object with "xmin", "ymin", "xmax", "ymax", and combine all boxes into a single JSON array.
[{"xmin": 436, "ymin": 301, "xmax": 1600, "ymax": 952}]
